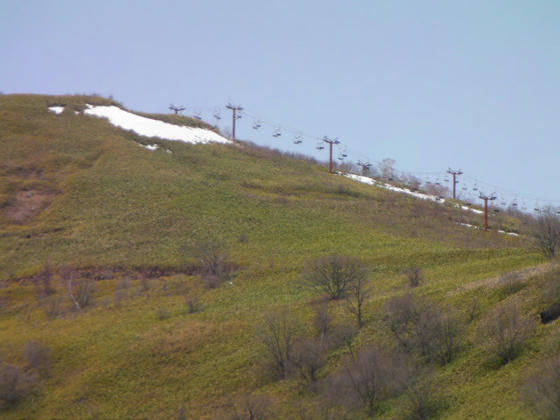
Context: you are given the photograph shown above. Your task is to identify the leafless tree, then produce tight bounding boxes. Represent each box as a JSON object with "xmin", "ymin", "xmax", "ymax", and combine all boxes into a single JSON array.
[
  {"xmin": 345, "ymin": 274, "xmax": 369, "ymax": 328},
  {"xmin": 293, "ymin": 338, "xmax": 326, "ymax": 383},
  {"xmin": 378, "ymin": 158, "xmax": 396, "ymax": 180},
  {"xmin": 302, "ymin": 255, "xmax": 368, "ymax": 300},
  {"xmin": 384, "ymin": 294, "xmax": 461, "ymax": 364},
  {"xmin": 257, "ymin": 307, "xmax": 300, "ymax": 380},
  {"xmin": 533, "ymin": 207, "xmax": 560, "ymax": 258},
  {"xmin": 312, "ymin": 303, "xmax": 332, "ymax": 344},
  {"xmin": 338, "ymin": 345, "xmax": 411, "ymax": 415},
  {"xmin": 479, "ymin": 301, "xmax": 536, "ymax": 365},
  {"xmin": 0, "ymin": 363, "xmax": 36, "ymax": 407}
]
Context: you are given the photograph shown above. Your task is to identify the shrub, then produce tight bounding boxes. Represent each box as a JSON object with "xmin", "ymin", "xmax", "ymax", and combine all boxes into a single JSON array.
[
  {"xmin": 34, "ymin": 266, "xmax": 55, "ymax": 297},
  {"xmin": 23, "ymin": 341, "xmax": 51, "ymax": 377},
  {"xmin": 302, "ymin": 255, "xmax": 368, "ymax": 300},
  {"xmin": 533, "ymin": 207, "xmax": 560, "ymax": 258},
  {"xmin": 405, "ymin": 267, "xmax": 423, "ymax": 288},
  {"xmin": 292, "ymin": 338, "xmax": 326, "ymax": 383},
  {"xmin": 40, "ymin": 295, "xmax": 64, "ymax": 320},
  {"xmin": 329, "ymin": 344, "xmax": 411, "ymax": 415},
  {"xmin": 0, "ymin": 363, "xmax": 36, "ymax": 408},
  {"xmin": 384, "ymin": 294, "xmax": 461, "ymax": 364},
  {"xmin": 156, "ymin": 307, "xmax": 170, "ymax": 320},
  {"xmin": 194, "ymin": 240, "xmax": 236, "ymax": 288},
  {"xmin": 186, "ymin": 295, "xmax": 202, "ymax": 313},
  {"xmin": 479, "ymin": 301, "xmax": 536, "ymax": 365}
]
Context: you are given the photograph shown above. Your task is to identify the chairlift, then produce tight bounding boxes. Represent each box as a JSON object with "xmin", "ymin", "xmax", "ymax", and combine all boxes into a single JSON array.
[
  {"xmin": 293, "ymin": 135, "xmax": 303, "ymax": 145},
  {"xmin": 194, "ymin": 112, "xmax": 202, "ymax": 120},
  {"xmin": 213, "ymin": 112, "xmax": 222, "ymax": 121},
  {"xmin": 316, "ymin": 143, "xmax": 325, "ymax": 150},
  {"xmin": 252, "ymin": 120, "xmax": 261, "ymax": 130},
  {"xmin": 272, "ymin": 128, "xmax": 282, "ymax": 138}
]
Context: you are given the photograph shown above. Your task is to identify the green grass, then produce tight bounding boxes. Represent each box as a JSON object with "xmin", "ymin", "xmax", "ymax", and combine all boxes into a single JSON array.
[{"xmin": 0, "ymin": 94, "xmax": 554, "ymax": 419}]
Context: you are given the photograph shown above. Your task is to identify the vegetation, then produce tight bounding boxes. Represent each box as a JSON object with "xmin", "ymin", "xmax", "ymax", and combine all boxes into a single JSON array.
[{"xmin": 0, "ymin": 94, "xmax": 556, "ymax": 418}]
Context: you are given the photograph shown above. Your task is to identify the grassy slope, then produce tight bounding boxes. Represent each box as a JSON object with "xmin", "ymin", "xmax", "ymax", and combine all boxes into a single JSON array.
[{"xmin": 0, "ymin": 94, "xmax": 554, "ymax": 419}]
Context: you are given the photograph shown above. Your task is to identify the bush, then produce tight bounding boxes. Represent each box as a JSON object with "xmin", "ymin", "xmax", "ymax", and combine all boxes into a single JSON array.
[
  {"xmin": 0, "ymin": 363, "xmax": 36, "ymax": 408},
  {"xmin": 186, "ymin": 295, "xmax": 202, "ymax": 313},
  {"xmin": 302, "ymin": 255, "xmax": 368, "ymax": 300},
  {"xmin": 533, "ymin": 207, "xmax": 560, "ymax": 258},
  {"xmin": 328, "ymin": 344, "xmax": 411, "ymax": 415},
  {"xmin": 479, "ymin": 301, "xmax": 536, "ymax": 365},
  {"xmin": 405, "ymin": 267, "xmax": 423, "ymax": 288},
  {"xmin": 156, "ymin": 307, "xmax": 171, "ymax": 320},
  {"xmin": 23, "ymin": 341, "xmax": 51, "ymax": 377},
  {"xmin": 292, "ymin": 338, "xmax": 326, "ymax": 383},
  {"xmin": 194, "ymin": 240, "xmax": 237, "ymax": 288},
  {"xmin": 40, "ymin": 295, "xmax": 64, "ymax": 320},
  {"xmin": 384, "ymin": 294, "xmax": 461, "ymax": 364}
]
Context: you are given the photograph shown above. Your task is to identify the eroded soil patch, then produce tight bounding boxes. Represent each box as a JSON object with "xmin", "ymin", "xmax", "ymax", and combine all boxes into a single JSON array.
[{"xmin": 4, "ymin": 189, "xmax": 59, "ymax": 221}]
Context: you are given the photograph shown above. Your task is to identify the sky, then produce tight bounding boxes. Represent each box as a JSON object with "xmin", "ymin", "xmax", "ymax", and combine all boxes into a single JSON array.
[{"xmin": 2, "ymin": 0, "xmax": 560, "ymax": 210}]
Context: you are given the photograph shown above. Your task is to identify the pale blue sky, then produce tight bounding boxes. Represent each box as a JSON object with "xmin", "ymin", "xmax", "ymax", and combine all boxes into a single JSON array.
[{"xmin": 2, "ymin": 0, "xmax": 559, "ymax": 209}]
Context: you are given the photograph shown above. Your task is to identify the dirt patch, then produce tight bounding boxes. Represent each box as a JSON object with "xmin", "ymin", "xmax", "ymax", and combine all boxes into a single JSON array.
[{"xmin": 4, "ymin": 189, "xmax": 59, "ymax": 222}]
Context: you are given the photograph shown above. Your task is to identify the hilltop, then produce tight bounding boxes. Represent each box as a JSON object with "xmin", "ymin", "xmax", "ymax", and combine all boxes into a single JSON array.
[{"xmin": 0, "ymin": 94, "xmax": 557, "ymax": 419}]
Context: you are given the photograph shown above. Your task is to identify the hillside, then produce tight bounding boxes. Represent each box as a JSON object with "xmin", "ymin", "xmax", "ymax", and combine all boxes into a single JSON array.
[{"xmin": 0, "ymin": 94, "xmax": 557, "ymax": 419}]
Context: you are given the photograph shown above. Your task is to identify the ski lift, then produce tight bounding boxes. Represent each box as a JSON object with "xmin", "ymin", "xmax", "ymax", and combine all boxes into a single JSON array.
[
  {"xmin": 194, "ymin": 111, "xmax": 202, "ymax": 120},
  {"xmin": 235, "ymin": 113, "xmax": 242, "ymax": 120},
  {"xmin": 272, "ymin": 128, "xmax": 282, "ymax": 138},
  {"xmin": 316, "ymin": 142, "xmax": 325, "ymax": 150},
  {"xmin": 462, "ymin": 186, "xmax": 467, "ymax": 191},
  {"xmin": 293, "ymin": 135, "xmax": 303, "ymax": 144},
  {"xmin": 252, "ymin": 120, "xmax": 261, "ymax": 130}
]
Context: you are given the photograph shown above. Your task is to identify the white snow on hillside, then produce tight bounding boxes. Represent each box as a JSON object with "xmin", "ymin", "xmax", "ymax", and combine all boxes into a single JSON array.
[
  {"xmin": 343, "ymin": 173, "xmax": 444, "ymax": 203},
  {"xmin": 48, "ymin": 106, "xmax": 64, "ymax": 114},
  {"xmin": 140, "ymin": 144, "xmax": 159, "ymax": 151},
  {"xmin": 84, "ymin": 105, "xmax": 231, "ymax": 144}
]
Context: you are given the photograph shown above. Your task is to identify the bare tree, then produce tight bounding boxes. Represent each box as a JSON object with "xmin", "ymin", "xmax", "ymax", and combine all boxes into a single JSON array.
[
  {"xmin": 378, "ymin": 158, "xmax": 396, "ymax": 180},
  {"xmin": 338, "ymin": 345, "xmax": 411, "ymax": 415},
  {"xmin": 345, "ymin": 274, "xmax": 369, "ymax": 328},
  {"xmin": 302, "ymin": 255, "xmax": 368, "ymax": 300},
  {"xmin": 384, "ymin": 294, "xmax": 461, "ymax": 364},
  {"xmin": 293, "ymin": 338, "xmax": 326, "ymax": 383},
  {"xmin": 257, "ymin": 307, "xmax": 300, "ymax": 380},
  {"xmin": 479, "ymin": 301, "xmax": 536, "ymax": 365},
  {"xmin": 312, "ymin": 303, "xmax": 332, "ymax": 344},
  {"xmin": 533, "ymin": 207, "xmax": 560, "ymax": 258},
  {"xmin": 0, "ymin": 363, "xmax": 36, "ymax": 407}
]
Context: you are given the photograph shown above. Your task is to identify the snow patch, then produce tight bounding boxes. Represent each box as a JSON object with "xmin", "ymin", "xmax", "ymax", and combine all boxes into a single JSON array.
[
  {"xmin": 455, "ymin": 204, "xmax": 483, "ymax": 215},
  {"xmin": 343, "ymin": 173, "xmax": 444, "ymax": 203},
  {"xmin": 48, "ymin": 106, "xmax": 64, "ymax": 114},
  {"xmin": 140, "ymin": 144, "xmax": 159, "ymax": 151},
  {"xmin": 84, "ymin": 105, "xmax": 231, "ymax": 144}
]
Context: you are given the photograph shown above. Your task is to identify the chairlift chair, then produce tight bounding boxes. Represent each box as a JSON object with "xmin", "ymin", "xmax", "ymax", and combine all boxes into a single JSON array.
[{"xmin": 272, "ymin": 128, "xmax": 282, "ymax": 138}]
